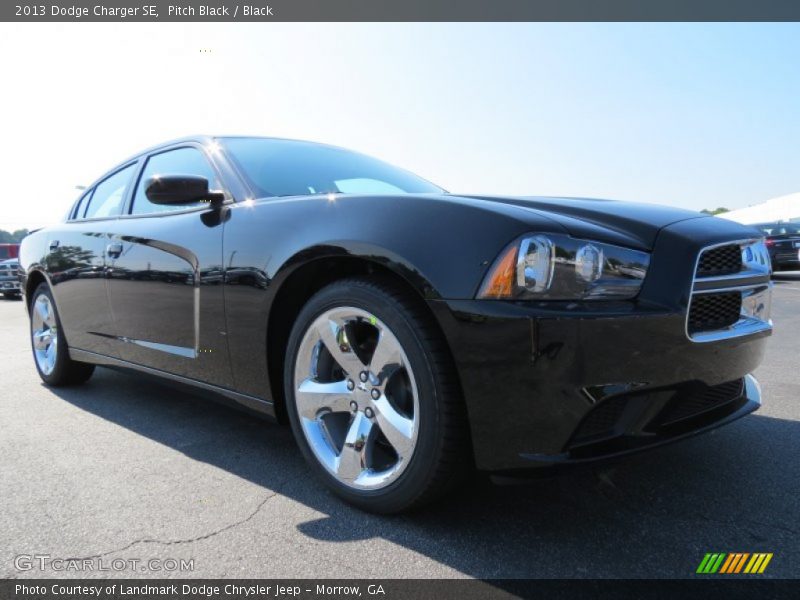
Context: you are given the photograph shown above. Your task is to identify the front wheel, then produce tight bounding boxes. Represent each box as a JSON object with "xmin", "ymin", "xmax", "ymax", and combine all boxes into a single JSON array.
[
  {"xmin": 29, "ymin": 283, "xmax": 95, "ymax": 386},
  {"xmin": 284, "ymin": 277, "xmax": 470, "ymax": 513}
]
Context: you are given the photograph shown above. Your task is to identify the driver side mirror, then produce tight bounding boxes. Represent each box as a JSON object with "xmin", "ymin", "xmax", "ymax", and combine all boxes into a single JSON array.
[{"xmin": 145, "ymin": 175, "xmax": 225, "ymax": 208}]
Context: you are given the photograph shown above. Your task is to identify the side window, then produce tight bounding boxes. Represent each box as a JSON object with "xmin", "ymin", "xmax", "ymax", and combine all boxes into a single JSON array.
[
  {"xmin": 71, "ymin": 190, "xmax": 93, "ymax": 220},
  {"xmin": 83, "ymin": 164, "xmax": 136, "ymax": 220},
  {"xmin": 131, "ymin": 147, "xmax": 220, "ymax": 215}
]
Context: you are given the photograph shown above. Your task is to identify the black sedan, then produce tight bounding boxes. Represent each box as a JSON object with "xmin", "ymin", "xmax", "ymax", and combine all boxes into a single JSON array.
[
  {"xmin": 19, "ymin": 136, "xmax": 773, "ymax": 513},
  {"xmin": 752, "ymin": 221, "xmax": 800, "ymax": 271}
]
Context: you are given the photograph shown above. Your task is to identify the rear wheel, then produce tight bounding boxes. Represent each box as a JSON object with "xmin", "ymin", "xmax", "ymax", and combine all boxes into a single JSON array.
[
  {"xmin": 284, "ymin": 277, "xmax": 469, "ymax": 513},
  {"xmin": 29, "ymin": 283, "xmax": 95, "ymax": 386}
]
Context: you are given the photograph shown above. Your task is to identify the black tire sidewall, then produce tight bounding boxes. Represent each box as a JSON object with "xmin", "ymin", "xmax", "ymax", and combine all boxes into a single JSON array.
[{"xmin": 284, "ymin": 280, "xmax": 446, "ymax": 513}]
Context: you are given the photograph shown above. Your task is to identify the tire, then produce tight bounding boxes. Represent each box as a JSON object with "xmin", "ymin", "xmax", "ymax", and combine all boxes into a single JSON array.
[
  {"xmin": 29, "ymin": 283, "xmax": 95, "ymax": 386},
  {"xmin": 284, "ymin": 277, "xmax": 470, "ymax": 513}
]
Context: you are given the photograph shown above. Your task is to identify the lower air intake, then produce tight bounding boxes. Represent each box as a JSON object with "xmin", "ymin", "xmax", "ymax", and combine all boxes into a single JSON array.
[{"xmin": 688, "ymin": 292, "xmax": 741, "ymax": 334}]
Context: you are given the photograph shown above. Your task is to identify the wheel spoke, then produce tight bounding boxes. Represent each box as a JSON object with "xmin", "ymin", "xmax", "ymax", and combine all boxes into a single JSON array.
[
  {"xmin": 336, "ymin": 412, "xmax": 373, "ymax": 483},
  {"xmin": 294, "ymin": 306, "xmax": 420, "ymax": 491},
  {"xmin": 35, "ymin": 298, "xmax": 49, "ymax": 327},
  {"xmin": 33, "ymin": 330, "xmax": 49, "ymax": 350},
  {"xmin": 295, "ymin": 379, "xmax": 353, "ymax": 419},
  {"xmin": 315, "ymin": 317, "xmax": 366, "ymax": 378},
  {"xmin": 45, "ymin": 343, "xmax": 56, "ymax": 371},
  {"xmin": 370, "ymin": 330, "xmax": 403, "ymax": 384},
  {"xmin": 372, "ymin": 396, "xmax": 414, "ymax": 458}
]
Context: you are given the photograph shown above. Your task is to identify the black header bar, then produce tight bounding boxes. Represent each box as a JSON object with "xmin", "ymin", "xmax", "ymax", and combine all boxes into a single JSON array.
[{"xmin": 4, "ymin": 0, "xmax": 800, "ymax": 22}]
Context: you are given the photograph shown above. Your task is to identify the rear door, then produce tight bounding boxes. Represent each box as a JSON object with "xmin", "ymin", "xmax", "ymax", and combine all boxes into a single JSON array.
[
  {"xmin": 46, "ymin": 163, "xmax": 138, "ymax": 355},
  {"xmin": 103, "ymin": 145, "xmax": 233, "ymax": 387}
]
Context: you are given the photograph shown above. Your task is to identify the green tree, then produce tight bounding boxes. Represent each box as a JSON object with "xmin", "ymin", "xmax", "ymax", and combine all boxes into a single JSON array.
[
  {"xmin": 0, "ymin": 228, "xmax": 30, "ymax": 243},
  {"xmin": 701, "ymin": 207, "xmax": 730, "ymax": 215}
]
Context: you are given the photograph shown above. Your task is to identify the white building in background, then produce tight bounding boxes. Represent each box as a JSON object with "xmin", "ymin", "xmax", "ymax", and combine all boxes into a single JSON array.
[{"xmin": 721, "ymin": 192, "xmax": 800, "ymax": 225}]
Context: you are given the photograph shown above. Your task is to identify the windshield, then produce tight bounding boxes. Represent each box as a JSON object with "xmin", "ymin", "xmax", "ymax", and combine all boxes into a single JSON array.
[
  {"xmin": 221, "ymin": 137, "xmax": 443, "ymax": 198},
  {"xmin": 754, "ymin": 222, "xmax": 800, "ymax": 236}
]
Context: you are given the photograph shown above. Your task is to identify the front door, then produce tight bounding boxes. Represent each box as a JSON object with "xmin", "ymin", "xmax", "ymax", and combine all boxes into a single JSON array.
[{"xmin": 103, "ymin": 146, "xmax": 232, "ymax": 388}]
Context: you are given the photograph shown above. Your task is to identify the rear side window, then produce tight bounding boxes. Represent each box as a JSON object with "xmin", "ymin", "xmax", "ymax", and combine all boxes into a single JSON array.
[
  {"xmin": 71, "ymin": 190, "xmax": 93, "ymax": 220},
  {"xmin": 83, "ymin": 164, "xmax": 136, "ymax": 219},
  {"xmin": 131, "ymin": 147, "xmax": 220, "ymax": 215}
]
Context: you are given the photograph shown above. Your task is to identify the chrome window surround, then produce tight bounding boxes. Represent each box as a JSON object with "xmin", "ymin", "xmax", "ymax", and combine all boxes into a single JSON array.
[{"xmin": 686, "ymin": 238, "xmax": 773, "ymax": 343}]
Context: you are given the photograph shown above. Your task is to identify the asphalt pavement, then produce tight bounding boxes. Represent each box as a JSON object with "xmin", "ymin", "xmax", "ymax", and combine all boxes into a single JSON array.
[{"xmin": 1, "ymin": 275, "xmax": 798, "ymax": 579}]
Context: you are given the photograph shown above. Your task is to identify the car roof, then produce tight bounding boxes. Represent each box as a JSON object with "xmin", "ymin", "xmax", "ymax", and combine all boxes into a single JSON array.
[
  {"xmin": 84, "ymin": 135, "xmax": 363, "ymax": 197},
  {"xmin": 93, "ymin": 134, "xmax": 335, "ymax": 181},
  {"xmin": 119, "ymin": 134, "xmax": 337, "ymax": 163}
]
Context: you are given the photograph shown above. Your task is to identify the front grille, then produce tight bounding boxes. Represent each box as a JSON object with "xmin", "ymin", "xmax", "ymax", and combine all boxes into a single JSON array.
[
  {"xmin": 696, "ymin": 244, "xmax": 742, "ymax": 277},
  {"xmin": 688, "ymin": 292, "xmax": 741, "ymax": 334},
  {"xmin": 657, "ymin": 379, "xmax": 744, "ymax": 427},
  {"xmin": 687, "ymin": 239, "xmax": 772, "ymax": 341}
]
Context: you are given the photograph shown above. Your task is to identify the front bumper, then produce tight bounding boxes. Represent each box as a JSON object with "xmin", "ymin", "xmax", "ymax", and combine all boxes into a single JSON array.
[
  {"xmin": 431, "ymin": 297, "xmax": 768, "ymax": 471},
  {"xmin": 523, "ymin": 374, "xmax": 760, "ymax": 465}
]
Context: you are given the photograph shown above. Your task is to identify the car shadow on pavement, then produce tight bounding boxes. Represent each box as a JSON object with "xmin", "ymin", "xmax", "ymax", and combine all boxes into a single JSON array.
[{"xmin": 50, "ymin": 367, "xmax": 800, "ymax": 578}]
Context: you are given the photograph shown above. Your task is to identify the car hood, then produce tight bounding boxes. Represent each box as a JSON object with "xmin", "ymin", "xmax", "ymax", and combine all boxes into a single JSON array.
[{"xmin": 446, "ymin": 194, "xmax": 708, "ymax": 251}]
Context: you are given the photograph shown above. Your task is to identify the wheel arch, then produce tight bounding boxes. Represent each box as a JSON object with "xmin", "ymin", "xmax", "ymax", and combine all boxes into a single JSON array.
[
  {"xmin": 24, "ymin": 269, "xmax": 49, "ymax": 313},
  {"xmin": 265, "ymin": 252, "xmax": 457, "ymax": 424}
]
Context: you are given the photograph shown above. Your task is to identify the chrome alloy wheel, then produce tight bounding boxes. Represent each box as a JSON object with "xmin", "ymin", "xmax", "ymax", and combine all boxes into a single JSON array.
[
  {"xmin": 293, "ymin": 307, "xmax": 420, "ymax": 490},
  {"xmin": 31, "ymin": 294, "xmax": 58, "ymax": 376}
]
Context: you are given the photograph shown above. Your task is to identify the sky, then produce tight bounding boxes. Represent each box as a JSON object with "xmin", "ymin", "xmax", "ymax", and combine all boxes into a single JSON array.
[{"xmin": 0, "ymin": 22, "xmax": 798, "ymax": 231}]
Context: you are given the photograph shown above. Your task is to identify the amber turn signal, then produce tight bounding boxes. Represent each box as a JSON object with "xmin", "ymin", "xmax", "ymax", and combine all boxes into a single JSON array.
[{"xmin": 477, "ymin": 245, "xmax": 517, "ymax": 298}]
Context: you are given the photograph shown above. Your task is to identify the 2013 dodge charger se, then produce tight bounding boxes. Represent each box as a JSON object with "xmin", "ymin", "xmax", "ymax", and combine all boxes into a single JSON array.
[{"xmin": 19, "ymin": 136, "xmax": 773, "ymax": 513}]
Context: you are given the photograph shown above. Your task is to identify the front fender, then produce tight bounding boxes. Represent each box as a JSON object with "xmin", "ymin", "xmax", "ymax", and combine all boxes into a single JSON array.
[
  {"xmin": 270, "ymin": 240, "xmax": 441, "ymax": 301},
  {"xmin": 224, "ymin": 193, "xmax": 564, "ymax": 301},
  {"xmin": 221, "ymin": 194, "xmax": 559, "ymax": 401}
]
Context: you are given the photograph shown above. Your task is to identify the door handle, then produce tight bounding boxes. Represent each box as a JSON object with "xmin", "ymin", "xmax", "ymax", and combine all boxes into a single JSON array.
[
  {"xmin": 106, "ymin": 242, "xmax": 123, "ymax": 258},
  {"xmin": 49, "ymin": 240, "xmax": 59, "ymax": 251}
]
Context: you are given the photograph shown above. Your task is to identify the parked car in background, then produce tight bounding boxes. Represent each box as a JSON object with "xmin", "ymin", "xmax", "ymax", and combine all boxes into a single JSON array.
[
  {"xmin": 0, "ymin": 259, "xmax": 21, "ymax": 299},
  {"xmin": 17, "ymin": 136, "xmax": 774, "ymax": 513},
  {"xmin": 753, "ymin": 222, "xmax": 800, "ymax": 272},
  {"xmin": 0, "ymin": 243, "xmax": 20, "ymax": 260}
]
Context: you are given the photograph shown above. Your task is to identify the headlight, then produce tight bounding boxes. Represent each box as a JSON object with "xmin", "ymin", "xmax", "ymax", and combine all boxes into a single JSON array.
[{"xmin": 477, "ymin": 233, "xmax": 650, "ymax": 300}]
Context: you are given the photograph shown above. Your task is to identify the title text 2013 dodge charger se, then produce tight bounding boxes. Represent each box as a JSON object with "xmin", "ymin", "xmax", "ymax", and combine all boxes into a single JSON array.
[{"xmin": 20, "ymin": 137, "xmax": 773, "ymax": 513}]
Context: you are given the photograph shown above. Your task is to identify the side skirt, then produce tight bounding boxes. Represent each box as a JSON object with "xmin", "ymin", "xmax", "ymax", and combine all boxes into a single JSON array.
[{"xmin": 69, "ymin": 348, "xmax": 276, "ymax": 419}]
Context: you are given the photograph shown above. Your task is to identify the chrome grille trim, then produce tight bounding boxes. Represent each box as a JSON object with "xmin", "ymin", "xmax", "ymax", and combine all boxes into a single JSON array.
[{"xmin": 686, "ymin": 238, "xmax": 773, "ymax": 343}]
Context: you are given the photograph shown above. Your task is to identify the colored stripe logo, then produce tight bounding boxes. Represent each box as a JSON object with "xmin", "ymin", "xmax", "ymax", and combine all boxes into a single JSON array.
[{"xmin": 696, "ymin": 552, "xmax": 773, "ymax": 574}]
